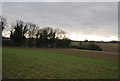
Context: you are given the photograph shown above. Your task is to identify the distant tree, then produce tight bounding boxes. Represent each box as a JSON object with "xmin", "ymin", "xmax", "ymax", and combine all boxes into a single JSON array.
[
  {"xmin": 62, "ymin": 38, "xmax": 71, "ymax": 48},
  {"xmin": 27, "ymin": 23, "xmax": 38, "ymax": 38},
  {"xmin": 10, "ymin": 20, "xmax": 28, "ymax": 46},
  {"xmin": 35, "ymin": 27, "xmax": 71, "ymax": 48},
  {"xmin": 54, "ymin": 29, "xmax": 71, "ymax": 48},
  {"xmin": 111, "ymin": 40, "xmax": 118, "ymax": 43},
  {"xmin": 26, "ymin": 23, "xmax": 39, "ymax": 47},
  {"xmin": 49, "ymin": 30, "xmax": 56, "ymax": 47},
  {"xmin": 54, "ymin": 29, "xmax": 66, "ymax": 39},
  {"xmin": 84, "ymin": 39, "xmax": 88, "ymax": 44},
  {"xmin": 36, "ymin": 27, "xmax": 55, "ymax": 48},
  {"xmin": 0, "ymin": 16, "xmax": 7, "ymax": 31},
  {"xmin": 84, "ymin": 39, "xmax": 88, "ymax": 42},
  {"xmin": 54, "ymin": 38, "xmax": 71, "ymax": 48}
]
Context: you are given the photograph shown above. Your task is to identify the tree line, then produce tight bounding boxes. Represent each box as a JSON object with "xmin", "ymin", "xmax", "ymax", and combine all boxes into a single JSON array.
[{"xmin": 1, "ymin": 16, "xmax": 71, "ymax": 48}]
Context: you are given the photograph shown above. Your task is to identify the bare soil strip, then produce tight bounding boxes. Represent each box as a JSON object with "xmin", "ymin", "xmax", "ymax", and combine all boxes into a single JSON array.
[
  {"xmin": 4, "ymin": 47, "xmax": 118, "ymax": 62},
  {"xmin": 35, "ymin": 48, "xmax": 118, "ymax": 62}
]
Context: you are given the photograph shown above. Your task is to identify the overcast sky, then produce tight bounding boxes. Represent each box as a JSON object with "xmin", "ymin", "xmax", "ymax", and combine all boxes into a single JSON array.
[{"xmin": 1, "ymin": 2, "xmax": 118, "ymax": 41}]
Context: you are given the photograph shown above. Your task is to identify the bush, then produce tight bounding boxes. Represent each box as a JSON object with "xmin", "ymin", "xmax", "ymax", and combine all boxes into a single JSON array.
[
  {"xmin": 86, "ymin": 43, "xmax": 102, "ymax": 51},
  {"xmin": 77, "ymin": 42, "xmax": 102, "ymax": 51}
]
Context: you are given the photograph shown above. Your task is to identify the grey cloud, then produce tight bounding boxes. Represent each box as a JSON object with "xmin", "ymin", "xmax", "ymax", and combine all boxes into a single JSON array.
[{"xmin": 2, "ymin": 2, "xmax": 118, "ymax": 40}]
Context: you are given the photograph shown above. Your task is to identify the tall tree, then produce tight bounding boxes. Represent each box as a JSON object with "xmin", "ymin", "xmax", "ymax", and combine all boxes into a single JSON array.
[
  {"xmin": 27, "ymin": 23, "xmax": 38, "ymax": 38},
  {"xmin": 26, "ymin": 22, "xmax": 38, "ymax": 47},
  {"xmin": 36, "ymin": 27, "xmax": 56, "ymax": 48},
  {"xmin": 10, "ymin": 20, "xmax": 28, "ymax": 46}
]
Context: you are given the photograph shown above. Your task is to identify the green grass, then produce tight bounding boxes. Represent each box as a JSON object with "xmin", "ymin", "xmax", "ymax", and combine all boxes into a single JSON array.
[{"xmin": 3, "ymin": 48, "xmax": 118, "ymax": 79}]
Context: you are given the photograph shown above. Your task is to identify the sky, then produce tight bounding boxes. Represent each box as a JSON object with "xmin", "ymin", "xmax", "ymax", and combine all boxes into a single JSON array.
[{"xmin": 1, "ymin": 2, "xmax": 118, "ymax": 41}]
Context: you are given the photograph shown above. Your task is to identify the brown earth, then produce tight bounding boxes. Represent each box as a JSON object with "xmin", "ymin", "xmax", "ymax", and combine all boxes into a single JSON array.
[
  {"xmin": 96, "ymin": 43, "xmax": 118, "ymax": 53},
  {"xmin": 5, "ymin": 43, "xmax": 118, "ymax": 62},
  {"xmin": 33, "ymin": 48, "xmax": 118, "ymax": 62}
]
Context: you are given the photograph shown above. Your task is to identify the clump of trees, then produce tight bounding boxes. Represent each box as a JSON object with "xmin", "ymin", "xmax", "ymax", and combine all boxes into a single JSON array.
[
  {"xmin": 10, "ymin": 21, "xmax": 28, "ymax": 46},
  {"xmin": 110, "ymin": 40, "xmax": 118, "ymax": 43},
  {"xmin": 1, "ymin": 17, "xmax": 71, "ymax": 48},
  {"xmin": 1, "ymin": 16, "xmax": 102, "ymax": 51}
]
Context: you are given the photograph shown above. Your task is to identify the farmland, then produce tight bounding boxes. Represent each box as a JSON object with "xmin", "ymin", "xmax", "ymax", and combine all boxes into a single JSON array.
[{"xmin": 2, "ymin": 43, "xmax": 118, "ymax": 79}]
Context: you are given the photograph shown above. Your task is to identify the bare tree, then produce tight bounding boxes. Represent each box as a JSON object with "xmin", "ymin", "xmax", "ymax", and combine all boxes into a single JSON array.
[
  {"xmin": 26, "ymin": 22, "xmax": 39, "ymax": 47},
  {"xmin": 54, "ymin": 29, "xmax": 66, "ymax": 39},
  {"xmin": 0, "ymin": 16, "xmax": 7, "ymax": 31},
  {"xmin": 27, "ymin": 22, "xmax": 39, "ymax": 38}
]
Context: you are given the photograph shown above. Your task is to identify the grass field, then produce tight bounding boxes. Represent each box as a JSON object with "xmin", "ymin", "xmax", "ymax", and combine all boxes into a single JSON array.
[{"xmin": 3, "ymin": 47, "xmax": 118, "ymax": 79}]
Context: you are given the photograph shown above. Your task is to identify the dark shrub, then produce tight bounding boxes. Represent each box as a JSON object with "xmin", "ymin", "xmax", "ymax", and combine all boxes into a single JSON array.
[
  {"xmin": 85, "ymin": 43, "xmax": 102, "ymax": 51},
  {"xmin": 77, "ymin": 42, "xmax": 102, "ymax": 51}
]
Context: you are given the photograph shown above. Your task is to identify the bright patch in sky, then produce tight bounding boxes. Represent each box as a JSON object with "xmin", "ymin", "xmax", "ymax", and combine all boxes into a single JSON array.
[{"xmin": 68, "ymin": 33, "xmax": 118, "ymax": 41}]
